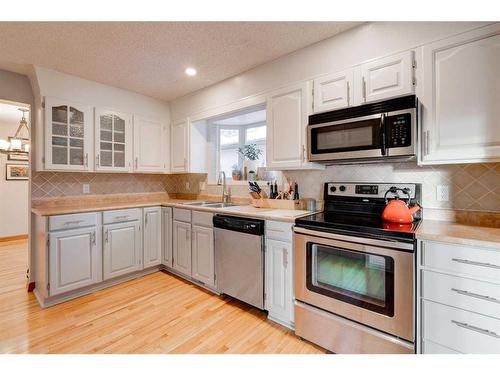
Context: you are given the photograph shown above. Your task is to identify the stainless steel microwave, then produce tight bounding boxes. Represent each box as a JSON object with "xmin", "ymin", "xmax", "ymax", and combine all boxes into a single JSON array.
[{"xmin": 307, "ymin": 95, "xmax": 418, "ymax": 164}]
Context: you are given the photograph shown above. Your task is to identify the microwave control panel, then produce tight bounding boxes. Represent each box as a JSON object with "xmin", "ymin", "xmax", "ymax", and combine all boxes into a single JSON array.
[{"xmin": 386, "ymin": 113, "xmax": 412, "ymax": 148}]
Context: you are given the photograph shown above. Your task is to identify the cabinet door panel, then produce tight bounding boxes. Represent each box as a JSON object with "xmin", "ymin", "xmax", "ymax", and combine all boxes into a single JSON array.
[
  {"xmin": 265, "ymin": 238, "xmax": 294, "ymax": 326},
  {"xmin": 103, "ymin": 221, "xmax": 141, "ymax": 280},
  {"xmin": 45, "ymin": 97, "xmax": 93, "ymax": 171},
  {"xmin": 95, "ymin": 108, "xmax": 132, "ymax": 172},
  {"xmin": 173, "ymin": 220, "xmax": 192, "ymax": 276},
  {"xmin": 361, "ymin": 51, "xmax": 414, "ymax": 103},
  {"xmin": 143, "ymin": 207, "xmax": 162, "ymax": 268},
  {"xmin": 49, "ymin": 227, "xmax": 101, "ymax": 295},
  {"xmin": 421, "ymin": 24, "xmax": 500, "ymax": 163},
  {"xmin": 134, "ymin": 116, "xmax": 165, "ymax": 172},
  {"xmin": 192, "ymin": 225, "xmax": 215, "ymax": 287},
  {"xmin": 171, "ymin": 120, "xmax": 189, "ymax": 172},
  {"xmin": 162, "ymin": 207, "xmax": 173, "ymax": 267},
  {"xmin": 313, "ymin": 69, "xmax": 353, "ymax": 113},
  {"xmin": 266, "ymin": 82, "xmax": 309, "ymax": 168}
]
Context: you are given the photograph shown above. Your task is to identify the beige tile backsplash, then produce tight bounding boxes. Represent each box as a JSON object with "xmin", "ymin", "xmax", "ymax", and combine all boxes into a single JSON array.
[{"xmin": 31, "ymin": 162, "xmax": 500, "ymax": 212}]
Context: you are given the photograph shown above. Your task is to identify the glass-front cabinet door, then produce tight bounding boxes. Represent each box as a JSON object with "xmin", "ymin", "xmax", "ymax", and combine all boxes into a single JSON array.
[
  {"xmin": 306, "ymin": 243, "xmax": 395, "ymax": 316},
  {"xmin": 95, "ymin": 108, "xmax": 132, "ymax": 172},
  {"xmin": 45, "ymin": 97, "xmax": 93, "ymax": 171}
]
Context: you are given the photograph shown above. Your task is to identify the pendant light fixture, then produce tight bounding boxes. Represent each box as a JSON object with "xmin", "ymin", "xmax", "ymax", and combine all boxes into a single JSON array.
[{"xmin": 0, "ymin": 108, "xmax": 30, "ymax": 155}]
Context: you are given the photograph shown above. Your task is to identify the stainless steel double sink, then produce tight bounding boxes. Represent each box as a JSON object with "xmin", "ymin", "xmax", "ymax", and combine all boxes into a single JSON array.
[{"xmin": 182, "ymin": 201, "xmax": 240, "ymax": 209}]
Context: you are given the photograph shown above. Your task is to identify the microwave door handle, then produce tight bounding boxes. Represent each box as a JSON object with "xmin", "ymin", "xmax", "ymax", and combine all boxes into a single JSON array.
[{"xmin": 380, "ymin": 114, "xmax": 386, "ymax": 156}]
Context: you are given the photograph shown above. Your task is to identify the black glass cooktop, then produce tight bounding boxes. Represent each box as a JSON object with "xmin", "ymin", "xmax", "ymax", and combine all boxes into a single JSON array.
[{"xmin": 295, "ymin": 212, "xmax": 421, "ymax": 242}]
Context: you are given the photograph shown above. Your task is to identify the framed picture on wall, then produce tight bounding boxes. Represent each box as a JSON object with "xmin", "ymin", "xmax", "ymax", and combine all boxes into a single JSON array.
[
  {"xmin": 6, "ymin": 164, "xmax": 29, "ymax": 180},
  {"xmin": 7, "ymin": 152, "xmax": 29, "ymax": 162}
]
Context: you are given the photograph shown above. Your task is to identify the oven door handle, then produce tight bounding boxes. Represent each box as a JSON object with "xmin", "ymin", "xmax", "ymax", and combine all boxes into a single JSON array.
[{"xmin": 380, "ymin": 113, "xmax": 386, "ymax": 156}]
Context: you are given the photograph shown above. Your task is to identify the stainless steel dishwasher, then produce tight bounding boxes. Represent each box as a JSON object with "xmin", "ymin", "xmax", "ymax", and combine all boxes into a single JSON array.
[{"xmin": 213, "ymin": 214, "xmax": 265, "ymax": 309}]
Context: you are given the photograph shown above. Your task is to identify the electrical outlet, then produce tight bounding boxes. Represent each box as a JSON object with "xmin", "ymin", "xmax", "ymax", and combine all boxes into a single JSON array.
[
  {"xmin": 199, "ymin": 181, "xmax": 206, "ymax": 191},
  {"xmin": 185, "ymin": 182, "xmax": 190, "ymax": 190},
  {"xmin": 436, "ymin": 185, "xmax": 449, "ymax": 202},
  {"xmin": 83, "ymin": 183, "xmax": 90, "ymax": 194}
]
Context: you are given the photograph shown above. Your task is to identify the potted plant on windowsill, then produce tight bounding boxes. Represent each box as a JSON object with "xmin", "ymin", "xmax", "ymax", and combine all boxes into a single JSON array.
[
  {"xmin": 231, "ymin": 164, "xmax": 242, "ymax": 181},
  {"xmin": 238, "ymin": 143, "xmax": 262, "ymax": 180}
]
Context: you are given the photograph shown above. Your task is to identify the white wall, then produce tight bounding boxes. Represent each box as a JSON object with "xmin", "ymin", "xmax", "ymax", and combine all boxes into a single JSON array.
[
  {"xmin": 0, "ymin": 106, "xmax": 29, "ymax": 237},
  {"xmin": 31, "ymin": 66, "xmax": 171, "ymax": 171},
  {"xmin": 170, "ymin": 22, "xmax": 490, "ymax": 121}
]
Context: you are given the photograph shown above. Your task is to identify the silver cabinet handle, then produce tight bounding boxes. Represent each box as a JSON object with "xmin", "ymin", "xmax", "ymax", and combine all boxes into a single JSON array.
[
  {"xmin": 451, "ymin": 258, "xmax": 500, "ymax": 270},
  {"xmin": 185, "ymin": 229, "xmax": 189, "ymax": 241},
  {"xmin": 424, "ymin": 130, "xmax": 430, "ymax": 156},
  {"xmin": 451, "ymin": 288, "xmax": 500, "ymax": 304},
  {"xmin": 346, "ymin": 81, "xmax": 350, "ymax": 106},
  {"xmin": 85, "ymin": 153, "xmax": 88, "ymax": 167},
  {"xmin": 145, "ymin": 212, "xmax": 148, "ymax": 226},
  {"xmin": 135, "ymin": 157, "xmax": 138, "ymax": 169},
  {"xmin": 105, "ymin": 229, "xmax": 109, "ymax": 243},
  {"xmin": 115, "ymin": 215, "xmax": 129, "ymax": 220},
  {"xmin": 302, "ymin": 145, "xmax": 306, "ymax": 163},
  {"xmin": 96, "ymin": 154, "xmax": 100, "ymax": 167},
  {"xmin": 451, "ymin": 320, "xmax": 500, "ymax": 339},
  {"xmin": 282, "ymin": 248, "xmax": 288, "ymax": 269},
  {"xmin": 91, "ymin": 231, "xmax": 96, "ymax": 245},
  {"xmin": 64, "ymin": 220, "xmax": 84, "ymax": 226}
]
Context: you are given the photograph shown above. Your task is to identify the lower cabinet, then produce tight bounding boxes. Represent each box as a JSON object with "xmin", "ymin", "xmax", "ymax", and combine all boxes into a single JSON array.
[
  {"xmin": 162, "ymin": 207, "xmax": 173, "ymax": 267},
  {"xmin": 172, "ymin": 220, "xmax": 192, "ymax": 276},
  {"xmin": 191, "ymin": 224, "xmax": 215, "ymax": 288},
  {"xmin": 49, "ymin": 226, "xmax": 102, "ymax": 296},
  {"xmin": 103, "ymin": 220, "xmax": 142, "ymax": 280},
  {"xmin": 143, "ymin": 207, "xmax": 162, "ymax": 268}
]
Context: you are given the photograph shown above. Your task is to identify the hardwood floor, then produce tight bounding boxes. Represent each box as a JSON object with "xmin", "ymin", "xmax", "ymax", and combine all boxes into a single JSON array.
[{"xmin": 0, "ymin": 240, "xmax": 325, "ymax": 354}]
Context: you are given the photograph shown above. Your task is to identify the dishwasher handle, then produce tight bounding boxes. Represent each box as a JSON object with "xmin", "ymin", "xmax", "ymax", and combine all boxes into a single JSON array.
[{"xmin": 213, "ymin": 215, "xmax": 265, "ymax": 236}]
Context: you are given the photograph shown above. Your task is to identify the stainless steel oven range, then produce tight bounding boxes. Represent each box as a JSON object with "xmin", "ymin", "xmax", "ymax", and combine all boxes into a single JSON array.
[{"xmin": 293, "ymin": 182, "xmax": 422, "ymax": 354}]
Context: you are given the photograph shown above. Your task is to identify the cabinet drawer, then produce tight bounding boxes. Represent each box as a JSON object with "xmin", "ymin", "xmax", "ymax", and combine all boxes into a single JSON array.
[
  {"xmin": 192, "ymin": 211, "xmax": 213, "ymax": 227},
  {"xmin": 422, "ymin": 270, "xmax": 500, "ymax": 319},
  {"xmin": 265, "ymin": 220, "xmax": 293, "ymax": 242},
  {"xmin": 422, "ymin": 241, "xmax": 500, "ymax": 282},
  {"xmin": 422, "ymin": 340, "xmax": 461, "ymax": 354},
  {"xmin": 423, "ymin": 300, "xmax": 500, "ymax": 354},
  {"xmin": 103, "ymin": 208, "xmax": 141, "ymax": 224},
  {"xmin": 173, "ymin": 208, "xmax": 191, "ymax": 223},
  {"xmin": 49, "ymin": 212, "xmax": 99, "ymax": 231}
]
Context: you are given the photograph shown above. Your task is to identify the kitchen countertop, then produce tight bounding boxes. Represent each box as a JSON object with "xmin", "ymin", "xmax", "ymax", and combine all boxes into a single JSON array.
[
  {"xmin": 31, "ymin": 194, "xmax": 316, "ymax": 223},
  {"xmin": 416, "ymin": 219, "xmax": 500, "ymax": 249}
]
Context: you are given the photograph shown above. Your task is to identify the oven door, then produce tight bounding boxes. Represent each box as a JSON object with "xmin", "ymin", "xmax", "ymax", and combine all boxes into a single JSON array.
[
  {"xmin": 308, "ymin": 114, "xmax": 384, "ymax": 161},
  {"xmin": 294, "ymin": 227, "xmax": 414, "ymax": 341}
]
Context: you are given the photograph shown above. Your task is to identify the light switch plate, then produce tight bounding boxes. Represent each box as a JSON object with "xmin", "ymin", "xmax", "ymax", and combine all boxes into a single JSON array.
[
  {"xmin": 83, "ymin": 183, "xmax": 90, "ymax": 194},
  {"xmin": 185, "ymin": 182, "xmax": 190, "ymax": 190},
  {"xmin": 436, "ymin": 185, "xmax": 449, "ymax": 202}
]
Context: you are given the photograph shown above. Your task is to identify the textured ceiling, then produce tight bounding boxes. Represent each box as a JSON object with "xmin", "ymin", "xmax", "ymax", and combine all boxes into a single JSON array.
[{"xmin": 0, "ymin": 22, "xmax": 360, "ymax": 102}]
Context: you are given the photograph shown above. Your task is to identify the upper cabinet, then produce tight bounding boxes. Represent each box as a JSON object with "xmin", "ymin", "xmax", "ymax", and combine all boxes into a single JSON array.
[
  {"xmin": 44, "ymin": 97, "xmax": 93, "ymax": 171},
  {"xmin": 313, "ymin": 69, "xmax": 353, "ymax": 112},
  {"xmin": 133, "ymin": 116, "xmax": 167, "ymax": 172},
  {"xmin": 171, "ymin": 119, "xmax": 189, "ymax": 173},
  {"xmin": 420, "ymin": 24, "xmax": 500, "ymax": 164},
  {"xmin": 356, "ymin": 50, "xmax": 415, "ymax": 105},
  {"xmin": 95, "ymin": 108, "xmax": 133, "ymax": 172},
  {"xmin": 266, "ymin": 82, "xmax": 309, "ymax": 169}
]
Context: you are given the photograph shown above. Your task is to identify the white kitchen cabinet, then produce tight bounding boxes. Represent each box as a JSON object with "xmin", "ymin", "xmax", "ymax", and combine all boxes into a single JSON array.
[
  {"xmin": 48, "ymin": 226, "xmax": 101, "ymax": 296},
  {"xmin": 143, "ymin": 207, "xmax": 162, "ymax": 268},
  {"xmin": 420, "ymin": 23, "xmax": 500, "ymax": 164},
  {"xmin": 95, "ymin": 108, "xmax": 133, "ymax": 172},
  {"xmin": 133, "ymin": 116, "xmax": 167, "ymax": 172},
  {"xmin": 313, "ymin": 69, "xmax": 354, "ymax": 113},
  {"xmin": 172, "ymin": 220, "xmax": 192, "ymax": 276},
  {"xmin": 171, "ymin": 119, "xmax": 189, "ymax": 173},
  {"xmin": 266, "ymin": 82, "xmax": 309, "ymax": 169},
  {"xmin": 44, "ymin": 97, "xmax": 93, "ymax": 171},
  {"xmin": 103, "ymin": 221, "xmax": 142, "ymax": 280},
  {"xmin": 354, "ymin": 51, "xmax": 415, "ymax": 105},
  {"xmin": 162, "ymin": 207, "xmax": 173, "ymax": 268},
  {"xmin": 265, "ymin": 238, "xmax": 294, "ymax": 328},
  {"xmin": 192, "ymin": 224, "xmax": 215, "ymax": 288}
]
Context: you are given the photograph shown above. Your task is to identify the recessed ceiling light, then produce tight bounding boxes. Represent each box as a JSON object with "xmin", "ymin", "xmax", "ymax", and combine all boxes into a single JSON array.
[{"xmin": 185, "ymin": 67, "xmax": 197, "ymax": 76}]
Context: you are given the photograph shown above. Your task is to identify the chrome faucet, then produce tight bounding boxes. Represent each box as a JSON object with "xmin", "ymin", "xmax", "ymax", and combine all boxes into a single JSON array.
[{"xmin": 217, "ymin": 171, "xmax": 230, "ymax": 203}]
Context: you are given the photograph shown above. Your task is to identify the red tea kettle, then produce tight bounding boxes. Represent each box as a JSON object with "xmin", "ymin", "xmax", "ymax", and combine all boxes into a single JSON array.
[{"xmin": 382, "ymin": 187, "xmax": 421, "ymax": 224}]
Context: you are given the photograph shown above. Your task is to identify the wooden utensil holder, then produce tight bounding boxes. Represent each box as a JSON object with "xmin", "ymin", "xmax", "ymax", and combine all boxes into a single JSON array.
[{"xmin": 251, "ymin": 198, "xmax": 305, "ymax": 210}]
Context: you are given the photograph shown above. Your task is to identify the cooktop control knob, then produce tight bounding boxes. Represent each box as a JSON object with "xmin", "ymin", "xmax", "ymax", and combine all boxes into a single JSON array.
[
  {"xmin": 339, "ymin": 185, "xmax": 346, "ymax": 192},
  {"xmin": 329, "ymin": 185, "xmax": 337, "ymax": 193}
]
